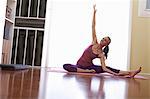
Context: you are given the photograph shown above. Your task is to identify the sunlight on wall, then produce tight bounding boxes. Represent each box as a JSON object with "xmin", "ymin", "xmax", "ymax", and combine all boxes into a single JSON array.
[{"xmin": 45, "ymin": 0, "xmax": 131, "ymax": 70}]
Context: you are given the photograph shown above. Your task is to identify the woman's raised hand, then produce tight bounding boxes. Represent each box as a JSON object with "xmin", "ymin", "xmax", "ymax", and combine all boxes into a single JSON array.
[{"xmin": 93, "ymin": 4, "xmax": 97, "ymax": 12}]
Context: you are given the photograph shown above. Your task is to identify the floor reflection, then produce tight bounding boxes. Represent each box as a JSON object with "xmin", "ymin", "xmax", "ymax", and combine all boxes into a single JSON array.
[
  {"xmin": 0, "ymin": 68, "xmax": 41, "ymax": 99},
  {"xmin": 0, "ymin": 68, "xmax": 149, "ymax": 99},
  {"xmin": 126, "ymin": 78, "xmax": 150, "ymax": 99},
  {"xmin": 63, "ymin": 73, "xmax": 127, "ymax": 99},
  {"xmin": 62, "ymin": 73, "xmax": 150, "ymax": 99},
  {"xmin": 74, "ymin": 74, "xmax": 105, "ymax": 99}
]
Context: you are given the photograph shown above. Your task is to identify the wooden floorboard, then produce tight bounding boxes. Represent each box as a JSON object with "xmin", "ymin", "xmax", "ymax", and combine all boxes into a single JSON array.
[{"xmin": 0, "ymin": 67, "xmax": 150, "ymax": 99}]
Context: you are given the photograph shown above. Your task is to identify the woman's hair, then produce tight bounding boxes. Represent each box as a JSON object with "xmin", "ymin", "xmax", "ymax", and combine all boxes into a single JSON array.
[
  {"xmin": 103, "ymin": 45, "xmax": 109, "ymax": 59},
  {"xmin": 107, "ymin": 36, "xmax": 111, "ymax": 44},
  {"xmin": 103, "ymin": 36, "xmax": 111, "ymax": 59}
]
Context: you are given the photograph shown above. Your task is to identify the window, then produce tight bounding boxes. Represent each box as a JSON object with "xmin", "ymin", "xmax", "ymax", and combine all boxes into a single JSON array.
[
  {"xmin": 39, "ymin": 0, "xmax": 47, "ymax": 18},
  {"xmin": 30, "ymin": 0, "xmax": 38, "ymax": 17},
  {"xmin": 21, "ymin": 0, "xmax": 29, "ymax": 17},
  {"xmin": 34, "ymin": 31, "xmax": 44, "ymax": 66},
  {"xmin": 11, "ymin": 29, "xmax": 44, "ymax": 66},
  {"xmin": 12, "ymin": 0, "xmax": 47, "ymax": 66},
  {"xmin": 16, "ymin": 29, "xmax": 26, "ymax": 64},
  {"xmin": 138, "ymin": 0, "xmax": 150, "ymax": 17},
  {"xmin": 46, "ymin": 0, "xmax": 131, "ymax": 70},
  {"xmin": 146, "ymin": 0, "xmax": 150, "ymax": 10},
  {"xmin": 15, "ymin": 0, "xmax": 20, "ymax": 16},
  {"xmin": 15, "ymin": 0, "xmax": 47, "ymax": 18}
]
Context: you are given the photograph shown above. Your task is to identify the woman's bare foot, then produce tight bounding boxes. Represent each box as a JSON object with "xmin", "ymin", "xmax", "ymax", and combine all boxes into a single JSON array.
[
  {"xmin": 85, "ymin": 69, "xmax": 96, "ymax": 73},
  {"xmin": 129, "ymin": 67, "xmax": 142, "ymax": 78}
]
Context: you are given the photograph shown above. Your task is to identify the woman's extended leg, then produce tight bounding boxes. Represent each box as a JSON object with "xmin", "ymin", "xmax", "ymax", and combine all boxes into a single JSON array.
[
  {"xmin": 118, "ymin": 67, "xmax": 142, "ymax": 77},
  {"xmin": 92, "ymin": 65, "xmax": 141, "ymax": 77},
  {"xmin": 106, "ymin": 66, "xmax": 142, "ymax": 77}
]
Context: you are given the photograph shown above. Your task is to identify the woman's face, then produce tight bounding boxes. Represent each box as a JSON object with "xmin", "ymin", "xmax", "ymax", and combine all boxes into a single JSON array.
[{"xmin": 100, "ymin": 37, "xmax": 111, "ymax": 46}]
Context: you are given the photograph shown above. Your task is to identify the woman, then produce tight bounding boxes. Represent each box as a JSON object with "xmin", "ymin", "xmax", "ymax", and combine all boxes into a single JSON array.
[{"xmin": 63, "ymin": 5, "xmax": 141, "ymax": 77}]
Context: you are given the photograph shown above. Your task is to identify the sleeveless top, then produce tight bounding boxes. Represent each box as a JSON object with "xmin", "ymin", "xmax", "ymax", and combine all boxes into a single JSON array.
[{"xmin": 77, "ymin": 45, "xmax": 99, "ymax": 67}]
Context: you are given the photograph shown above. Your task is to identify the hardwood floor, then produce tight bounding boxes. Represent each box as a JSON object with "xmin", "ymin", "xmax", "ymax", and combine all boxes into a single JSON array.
[{"xmin": 0, "ymin": 67, "xmax": 150, "ymax": 99}]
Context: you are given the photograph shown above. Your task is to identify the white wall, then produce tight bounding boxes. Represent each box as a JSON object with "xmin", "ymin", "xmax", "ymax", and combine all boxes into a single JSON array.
[
  {"xmin": 43, "ymin": 0, "xmax": 131, "ymax": 70},
  {"xmin": 0, "ymin": 0, "xmax": 7, "ymax": 63}
]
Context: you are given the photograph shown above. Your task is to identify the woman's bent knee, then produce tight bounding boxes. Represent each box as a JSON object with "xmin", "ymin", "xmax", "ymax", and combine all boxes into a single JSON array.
[{"xmin": 63, "ymin": 64, "xmax": 77, "ymax": 72}]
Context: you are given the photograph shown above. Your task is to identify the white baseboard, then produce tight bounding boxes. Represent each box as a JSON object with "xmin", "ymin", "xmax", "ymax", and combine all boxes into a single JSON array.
[{"xmin": 139, "ymin": 73, "xmax": 150, "ymax": 76}]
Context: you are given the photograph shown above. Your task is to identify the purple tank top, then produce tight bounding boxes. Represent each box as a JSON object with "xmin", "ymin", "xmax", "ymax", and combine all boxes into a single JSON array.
[{"xmin": 77, "ymin": 45, "xmax": 99, "ymax": 67}]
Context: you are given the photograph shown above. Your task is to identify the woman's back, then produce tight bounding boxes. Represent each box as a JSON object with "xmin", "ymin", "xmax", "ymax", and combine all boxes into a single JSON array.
[{"xmin": 77, "ymin": 45, "xmax": 98, "ymax": 67}]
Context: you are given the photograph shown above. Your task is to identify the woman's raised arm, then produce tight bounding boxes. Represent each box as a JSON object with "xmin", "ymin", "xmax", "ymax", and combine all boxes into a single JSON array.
[{"xmin": 92, "ymin": 5, "xmax": 98, "ymax": 44}]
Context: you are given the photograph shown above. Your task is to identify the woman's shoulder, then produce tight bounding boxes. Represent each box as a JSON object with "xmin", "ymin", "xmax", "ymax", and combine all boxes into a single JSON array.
[
  {"xmin": 92, "ymin": 43, "xmax": 99, "ymax": 48},
  {"xmin": 92, "ymin": 44, "xmax": 103, "ymax": 56}
]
